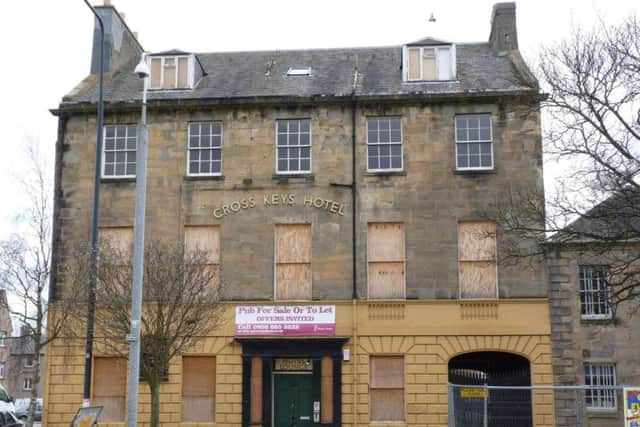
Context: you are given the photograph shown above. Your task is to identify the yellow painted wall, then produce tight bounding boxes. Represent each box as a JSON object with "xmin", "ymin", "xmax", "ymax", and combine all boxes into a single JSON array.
[{"xmin": 43, "ymin": 299, "xmax": 554, "ymax": 427}]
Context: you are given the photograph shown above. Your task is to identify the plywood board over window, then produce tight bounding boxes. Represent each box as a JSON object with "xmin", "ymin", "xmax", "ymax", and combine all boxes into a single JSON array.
[
  {"xmin": 150, "ymin": 57, "xmax": 162, "ymax": 88},
  {"xmin": 177, "ymin": 57, "xmax": 189, "ymax": 88},
  {"xmin": 93, "ymin": 357, "xmax": 126, "ymax": 422},
  {"xmin": 99, "ymin": 227, "xmax": 133, "ymax": 258},
  {"xmin": 275, "ymin": 224, "xmax": 312, "ymax": 300},
  {"xmin": 458, "ymin": 221, "xmax": 497, "ymax": 299},
  {"xmin": 182, "ymin": 356, "xmax": 216, "ymax": 422},
  {"xmin": 185, "ymin": 225, "xmax": 221, "ymax": 289},
  {"xmin": 367, "ymin": 223, "xmax": 405, "ymax": 299},
  {"xmin": 408, "ymin": 48, "xmax": 421, "ymax": 80},
  {"xmin": 370, "ymin": 356, "xmax": 404, "ymax": 422},
  {"xmin": 321, "ymin": 356, "xmax": 334, "ymax": 423}
]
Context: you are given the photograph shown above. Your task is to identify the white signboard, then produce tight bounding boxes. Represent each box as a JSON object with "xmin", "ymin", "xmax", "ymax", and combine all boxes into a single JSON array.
[{"xmin": 235, "ymin": 305, "xmax": 336, "ymax": 336}]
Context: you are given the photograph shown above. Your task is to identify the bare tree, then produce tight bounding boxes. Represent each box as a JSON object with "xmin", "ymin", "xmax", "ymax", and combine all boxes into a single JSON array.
[
  {"xmin": 497, "ymin": 15, "xmax": 640, "ymax": 313},
  {"xmin": 0, "ymin": 145, "xmax": 78, "ymax": 427},
  {"xmin": 90, "ymin": 239, "xmax": 225, "ymax": 427}
]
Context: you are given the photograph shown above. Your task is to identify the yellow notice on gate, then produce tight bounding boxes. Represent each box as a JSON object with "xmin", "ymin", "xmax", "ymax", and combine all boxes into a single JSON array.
[{"xmin": 460, "ymin": 388, "xmax": 487, "ymax": 398}]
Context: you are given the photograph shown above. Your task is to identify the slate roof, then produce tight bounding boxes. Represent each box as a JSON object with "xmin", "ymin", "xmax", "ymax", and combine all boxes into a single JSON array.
[
  {"xmin": 406, "ymin": 37, "xmax": 451, "ymax": 46},
  {"xmin": 10, "ymin": 335, "xmax": 35, "ymax": 356},
  {"xmin": 551, "ymin": 189, "xmax": 640, "ymax": 243},
  {"xmin": 62, "ymin": 42, "xmax": 537, "ymax": 107}
]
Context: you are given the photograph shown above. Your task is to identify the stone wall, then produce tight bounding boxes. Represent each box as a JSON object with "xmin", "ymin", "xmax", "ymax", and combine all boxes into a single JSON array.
[
  {"xmin": 44, "ymin": 300, "xmax": 554, "ymax": 427},
  {"xmin": 55, "ymin": 100, "xmax": 544, "ymax": 302},
  {"xmin": 549, "ymin": 248, "xmax": 640, "ymax": 427}
]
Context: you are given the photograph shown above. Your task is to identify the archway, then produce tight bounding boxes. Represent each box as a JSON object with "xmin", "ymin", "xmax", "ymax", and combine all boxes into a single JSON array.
[{"xmin": 448, "ymin": 351, "xmax": 532, "ymax": 427}]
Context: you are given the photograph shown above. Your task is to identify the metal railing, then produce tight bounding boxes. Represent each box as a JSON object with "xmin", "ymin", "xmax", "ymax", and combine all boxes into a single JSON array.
[{"xmin": 448, "ymin": 383, "xmax": 639, "ymax": 427}]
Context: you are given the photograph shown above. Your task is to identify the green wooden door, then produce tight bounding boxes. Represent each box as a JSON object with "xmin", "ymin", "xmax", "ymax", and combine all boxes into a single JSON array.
[{"xmin": 273, "ymin": 373, "xmax": 313, "ymax": 427}]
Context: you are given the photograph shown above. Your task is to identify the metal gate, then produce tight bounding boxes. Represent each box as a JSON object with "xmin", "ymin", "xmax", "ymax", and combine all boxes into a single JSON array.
[{"xmin": 448, "ymin": 352, "xmax": 533, "ymax": 427}]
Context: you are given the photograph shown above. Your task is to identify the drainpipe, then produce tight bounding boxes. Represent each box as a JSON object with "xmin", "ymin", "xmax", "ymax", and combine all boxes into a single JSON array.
[
  {"xmin": 351, "ymin": 67, "xmax": 359, "ymax": 427},
  {"xmin": 82, "ymin": 0, "xmax": 105, "ymax": 408}
]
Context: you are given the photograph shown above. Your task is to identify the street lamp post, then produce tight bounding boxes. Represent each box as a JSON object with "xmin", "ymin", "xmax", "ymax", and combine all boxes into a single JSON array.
[
  {"xmin": 81, "ymin": 0, "xmax": 105, "ymax": 408},
  {"xmin": 126, "ymin": 53, "xmax": 150, "ymax": 427}
]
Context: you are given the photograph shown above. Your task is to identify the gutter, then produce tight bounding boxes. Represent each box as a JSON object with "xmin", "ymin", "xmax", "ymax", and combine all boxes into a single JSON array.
[{"xmin": 50, "ymin": 89, "xmax": 544, "ymax": 117}]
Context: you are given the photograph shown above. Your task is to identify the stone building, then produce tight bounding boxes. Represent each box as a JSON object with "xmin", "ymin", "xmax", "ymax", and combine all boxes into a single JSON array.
[
  {"xmin": 548, "ymin": 192, "xmax": 640, "ymax": 427},
  {"xmin": 0, "ymin": 290, "xmax": 12, "ymax": 394},
  {"xmin": 7, "ymin": 325, "xmax": 45, "ymax": 400},
  {"xmin": 44, "ymin": 2, "xmax": 555, "ymax": 426}
]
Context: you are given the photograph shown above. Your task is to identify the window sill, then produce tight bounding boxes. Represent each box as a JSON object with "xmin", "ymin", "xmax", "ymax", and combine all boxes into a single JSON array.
[
  {"xmin": 184, "ymin": 175, "xmax": 225, "ymax": 181},
  {"xmin": 364, "ymin": 170, "xmax": 407, "ymax": 177},
  {"xmin": 586, "ymin": 408, "xmax": 618, "ymax": 418},
  {"xmin": 272, "ymin": 174, "xmax": 315, "ymax": 183},
  {"xmin": 100, "ymin": 177, "xmax": 136, "ymax": 183},
  {"xmin": 453, "ymin": 168, "xmax": 496, "ymax": 176},
  {"xmin": 580, "ymin": 316, "xmax": 615, "ymax": 325}
]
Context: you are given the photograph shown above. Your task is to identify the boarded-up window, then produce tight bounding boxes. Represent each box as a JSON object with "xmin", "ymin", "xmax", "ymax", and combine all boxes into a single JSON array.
[
  {"xmin": 367, "ymin": 223, "xmax": 405, "ymax": 299},
  {"xmin": 458, "ymin": 221, "xmax": 497, "ymax": 298},
  {"xmin": 250, "ymin": 357, "xmax": 263, "ymax": 424},
  {"xmin": 408, "ymin": 48, "xmax": 421, "ymax": 80},
  {"xmin": 182, "ymin": 356, "xmax": 216, "ymax": 422},
  {"xmin": 163, "ymin": 57, "xmax": 177, "ymax": 89},
  {"xmin": 422, "ymin": 48, "xmax": 437, "ymax": 80},
  {"xmin": 150, "ymin": 57, "xmax": 162, "ymax": 88},
  {"xmin": 275, "ymin": 224, "xmax": 312, "ymax": 300},
  {"xmin": 98, "ymin": 228, "xmax": 133, "ymax": 293},
  {"xmin": 93, "ymin": 357, "xmax": 126, "ymax": 422},
  {"xmin": 185, "ymin": 226, "xmax": 220, "ymax": 289},
  {"xmin": 178, "ymin": 57, "xmax": 189, "ymax": 88},
  {"xmin": 321, "ymin": 356, "xmax": 333, "ymax": 423},
  {"xmin": 370, "ymin": 356, "xmax": 404, "ymax": 421},
  {"xmin": 100, "ymin": 227, "xmax": 133, "ymax": 259},
  {"xmin": 149, "ymin": 56, "xmax": 192, "ymax": 90}
]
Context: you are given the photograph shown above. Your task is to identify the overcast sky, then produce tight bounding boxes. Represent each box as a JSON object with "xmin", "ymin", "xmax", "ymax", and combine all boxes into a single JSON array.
[{"xmin": 0, "ymin": 0, "xmax": 638, "ymax": 239}]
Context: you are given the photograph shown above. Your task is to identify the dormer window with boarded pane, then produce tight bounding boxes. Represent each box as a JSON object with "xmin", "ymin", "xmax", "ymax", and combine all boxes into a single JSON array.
[
  {"xmin": 403, "ymin": 38, "xmax": 456, "ymax": 81},
  {"xmin": 149, "ymin": 54, "xmax": 197, "ymax": 90}
]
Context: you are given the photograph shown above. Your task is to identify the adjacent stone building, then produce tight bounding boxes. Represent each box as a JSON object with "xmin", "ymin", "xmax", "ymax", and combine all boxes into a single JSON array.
[
  {"xmin": 44, "ymin": 2, "xmax": 554, "ymax": 426},
  {"xmin": 0, "ymin": 290, "xmax": 12, "ymax": 394},
  {"xmin": 549, "ymin": 193, "xmax": 640, "ymax": 427},
  {"xmin": 7, "ymin": 325, "xmax": 45, "ymax": 400}
]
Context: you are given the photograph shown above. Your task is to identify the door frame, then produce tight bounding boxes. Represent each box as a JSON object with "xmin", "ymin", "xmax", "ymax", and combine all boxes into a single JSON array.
[{"xmin": 272, "ymin": 371, "xmax": 313, "ymax": 427}]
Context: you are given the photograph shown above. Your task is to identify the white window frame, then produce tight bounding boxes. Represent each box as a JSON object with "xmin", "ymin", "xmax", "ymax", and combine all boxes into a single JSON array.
[
  {"xmin": 454, "ymin": 114, "xmax": 494, "ymax": 171},
  {"xmin": 24, "ymin": 356, "xmax": 35, "ymax": 369},
  {"xmin": 275, "ymin": 119, "xmax": 312, "ymax": 175},
  {"xmin": 186, "ymin": 121, "xmax": 223, "ymax": 177},
  {"xmin": 366, "ymin": 117, "xmax": 404, "ymax": 173},
  {"xmin": 148, "ymin": 55, "xmax": 194, "ymax": 90},
  {"xmin": 403, "ymin": 44, "xmax": 456, "ymax": 81},
  {"xmin": 102, "ymin": 125, "xmax": 137, "ymax": 179},
  {"xmin": 584, "ymin": 363, "xmax": 617, "ymax": 410},
  {"xmin": 0, "ymin": 331, "xmax": 5, "ymax": 347},
  {"xmin": 0, "ymin": 362, "xmax": 5, "ymax": 379},
  {"xmin": 23, "ymin": 377, "xmax": 33, "ymax": 391},
  {"xmin": 579, "ymin": 265, "xmax": 611, "ymax": 319}
]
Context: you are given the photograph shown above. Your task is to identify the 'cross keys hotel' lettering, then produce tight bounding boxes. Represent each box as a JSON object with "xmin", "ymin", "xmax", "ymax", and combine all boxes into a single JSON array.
[{"xmin": 213, "ymin": 194, "xmax": 346, "ymax": 218}]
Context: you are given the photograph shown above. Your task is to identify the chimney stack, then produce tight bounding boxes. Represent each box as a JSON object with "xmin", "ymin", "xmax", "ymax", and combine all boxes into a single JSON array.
[
  {"xmin": 89, "ymin": 5, "xmax": 143, "ymax": 75},
  {"xmin": 489, "ymin": 2, "xmax": 518, "ymax": 52}
]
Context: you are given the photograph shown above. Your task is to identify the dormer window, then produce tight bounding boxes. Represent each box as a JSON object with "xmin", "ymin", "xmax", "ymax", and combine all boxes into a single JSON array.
[
  {"xmin": 149, "ymin": 55, "xmax": 194, "ymax": 90},
  {"xmin": 403, "ymin": 39, "xmax": 456, "ymax": 81}
]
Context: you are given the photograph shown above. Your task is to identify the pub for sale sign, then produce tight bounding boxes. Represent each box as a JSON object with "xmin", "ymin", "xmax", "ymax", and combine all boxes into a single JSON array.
[
  {"xmin": 626, "ymin": 387, "xmax": 640, "ymax": 427},
  {"xmin": 235, "ymin": 305, "xmax": 336, "ymax": 336}
]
